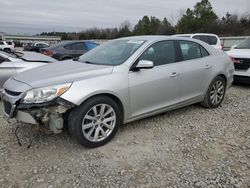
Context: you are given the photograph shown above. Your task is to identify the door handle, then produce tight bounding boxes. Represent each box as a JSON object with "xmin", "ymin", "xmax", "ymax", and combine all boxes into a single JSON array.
[
  {"xmin": 205, "ymin": 65, "xmax": 212, "ymax": 69},
  {"xmin": 170, "ymin": 72, "xmax": 178, "ymax": 77}
]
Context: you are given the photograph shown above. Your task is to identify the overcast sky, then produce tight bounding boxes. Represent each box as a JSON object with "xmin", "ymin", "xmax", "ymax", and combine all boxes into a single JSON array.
[{"xmin": 0, "ymin": 0, "xmax": 249, "ymax": 35}]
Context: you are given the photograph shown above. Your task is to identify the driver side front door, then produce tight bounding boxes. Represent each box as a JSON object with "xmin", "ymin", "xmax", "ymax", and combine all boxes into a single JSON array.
[{"xmin": 128, "ymin": 40, "xmax": 181, "ymax": 119}]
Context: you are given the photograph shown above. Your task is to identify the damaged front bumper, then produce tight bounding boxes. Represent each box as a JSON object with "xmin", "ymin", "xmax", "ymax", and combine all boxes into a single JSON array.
[{"xmin": 1, "ymin": 89, "xmax": 75, "ymax": 134}]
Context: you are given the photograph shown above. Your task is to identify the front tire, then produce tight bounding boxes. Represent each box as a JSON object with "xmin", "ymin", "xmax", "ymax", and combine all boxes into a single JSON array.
[
  {"xmin": 68, "ymin": 96, "xmax": 122, "ymax": 148},
  {"xmin": 201, "ymin": 76, "xmax": 226, "ymax": 108}
]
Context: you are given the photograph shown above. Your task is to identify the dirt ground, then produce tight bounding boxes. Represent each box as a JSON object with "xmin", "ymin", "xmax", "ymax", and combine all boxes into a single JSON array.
[{"xmin": 0, "ymin": 85, "xmax": 249, "ymax": 188}]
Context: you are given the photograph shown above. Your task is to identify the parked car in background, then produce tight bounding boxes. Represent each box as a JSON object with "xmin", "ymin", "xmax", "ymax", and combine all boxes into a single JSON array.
[
  {"xmin": 226, "ymin": 37, "xmax": 250, "ymax": 83},
  {"xmin": 0, "ymin": 50, "xmax": 57, "ymax": 92},
  {"xmin": 0, "ymin": 41, "xmax": 15, "ymax": 53},
  {"xmin": 41, "ymin": 40, "xmax": 99, "ymax": 61},
  {"xmin": 23, "ymin": 42, "xmax": 49, "ymax": 52},
  {"xmin": 173, "ymin": 33, "xmax": 223, "ymax": 51},
  {"xmin": 1, "ymin": 36, "xmax": 234, "ymax": 148}
]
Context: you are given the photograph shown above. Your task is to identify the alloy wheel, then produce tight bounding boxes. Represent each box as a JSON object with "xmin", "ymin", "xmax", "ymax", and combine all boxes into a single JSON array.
[
  {"xmin": 82, "ymin": 104, "xmax": 116, "ymax": 142},
  {"xmin": 210, "ymin": 80, "xmax": 225, "ymax": 105}
]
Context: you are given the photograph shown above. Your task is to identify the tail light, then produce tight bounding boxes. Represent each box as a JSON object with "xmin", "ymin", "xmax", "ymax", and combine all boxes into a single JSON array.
[
  {"xmin": 42, "ymin": 50, "xmax": 53, "ymax": 56},
  {"xmin": 221, "ymin": 43, "xmax": 224, "ymax": 50}
]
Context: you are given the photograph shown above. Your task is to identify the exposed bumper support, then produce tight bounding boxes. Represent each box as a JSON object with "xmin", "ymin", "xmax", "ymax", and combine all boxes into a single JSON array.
[{"xmin": 3, "ymin": 96, "xmax": 75, "ymax": 134}]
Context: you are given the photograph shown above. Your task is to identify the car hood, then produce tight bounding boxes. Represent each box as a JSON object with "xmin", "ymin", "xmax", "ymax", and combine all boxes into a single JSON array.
[
  {"xmin": 226, "ymin": 49, "xmax": 250, "ymax": 58},
  {"xmin": 12, "ymin": 60, "xmax": 114, "ymax": 89},
  {"xmin": 19, "ymin": 51, "xmax": 57, "ymax": 62}
]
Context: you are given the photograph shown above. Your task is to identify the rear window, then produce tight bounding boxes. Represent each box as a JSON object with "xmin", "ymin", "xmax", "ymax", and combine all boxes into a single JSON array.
[{"xmin": 193, "ymin": 35, "xmax": 218, "ymax": 45}]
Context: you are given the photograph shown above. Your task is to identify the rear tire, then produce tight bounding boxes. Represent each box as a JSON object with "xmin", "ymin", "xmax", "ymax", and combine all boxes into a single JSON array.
[
  {"xmin": 68, "ymin": 96, "xmax": 122, "ymax": 148},
  {"xmin": 201, "ymin": 76, "xmax": 226, "ymax": 108}
]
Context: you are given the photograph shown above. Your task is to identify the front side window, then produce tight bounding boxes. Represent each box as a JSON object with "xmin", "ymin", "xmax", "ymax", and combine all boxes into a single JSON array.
[
  {"xmin": 179, "ymin": 41, "xmax": 202, "ymax": 60},
  {"xmin": 138, "ymin": 41, "xmax": 176, "ymax": 66},
  {"xmin": 79, "ymin": 39, "xmax": 145, "ymax": 65}
]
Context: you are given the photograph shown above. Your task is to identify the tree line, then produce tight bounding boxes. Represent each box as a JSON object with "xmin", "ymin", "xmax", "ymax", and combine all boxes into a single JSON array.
[{"xmin": 40, "ymin": 0, "xmax": 250, "ymax": 40}]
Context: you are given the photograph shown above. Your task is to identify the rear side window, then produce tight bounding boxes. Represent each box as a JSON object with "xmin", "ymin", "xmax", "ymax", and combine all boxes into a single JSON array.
[
  {"xmin": 193, "ymin": 35, "xmax": 217, "ymax": 45},
  {"xmin": 0, "ymin": 42, "xmax": 4, "ymax": 45},
  {"xmin": 85, "ymin": 42, "xmax": 98, "ymax": 50},
  {"xmin": 64, "ymin": 43, "xmax": 86, "ymax": 50},
  {"xmin": 139, "ymin": 40, "xmax": 176, "ymax": 66},
  {"xmin": 200, "ymin": 46, "xmax": 210, "ymax": 57},
  {"xmin": 179, "ymin": 41, "xmax": 202, "ymax": 60}
]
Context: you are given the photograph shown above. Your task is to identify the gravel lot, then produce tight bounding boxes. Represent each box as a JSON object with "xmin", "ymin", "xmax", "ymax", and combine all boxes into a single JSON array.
[{"xmin": 0, "ymin": 85, "xmax": 249, "ymax": 188}]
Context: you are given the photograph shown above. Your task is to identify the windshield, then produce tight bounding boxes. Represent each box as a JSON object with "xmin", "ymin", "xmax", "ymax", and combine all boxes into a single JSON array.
[
  {"xmin": 235, "ymin": 38, "xmax": 250, "ymax": 49},
  {"xmin": 79, "ymin": 39, "xmax": 145, "ymax": 65}
]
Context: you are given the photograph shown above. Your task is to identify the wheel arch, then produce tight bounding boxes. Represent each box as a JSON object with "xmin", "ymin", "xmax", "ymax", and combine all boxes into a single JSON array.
[
  {"xmin": 203, "ymin": 73, "xmax": 228, "ymax": 100},
  {"xmin": 217, "ymin": 73, "xmax": 227, "ymax": 85},
  {"xmin": 78, "ymin": 92, "xmax": 125, "ymax": 123},
  {"xmin": 3, "ymin": 48, "xmax": 11, "ymax": 51}
]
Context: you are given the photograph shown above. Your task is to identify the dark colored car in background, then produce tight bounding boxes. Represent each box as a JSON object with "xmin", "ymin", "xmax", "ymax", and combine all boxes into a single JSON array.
[
  {"xmin": 41, "ymin": 40, "xmax": 99, "ymax": 61},
  {"xmin": 23, "ymin": 42, "xmax": 49, "ymax": 52}
]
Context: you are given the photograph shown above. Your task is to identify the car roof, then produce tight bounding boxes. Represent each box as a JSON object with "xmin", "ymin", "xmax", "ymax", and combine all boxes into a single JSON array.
[
  {"xmin": 48, "ymin": 40, "xmax": 97, "ymax": 49},
  {"xmin": 59, "ymin": 40, "xmax": 96, "ymax": 44},
  {"xmin": 116, "ymin": 35, "xmax": 210, "ymax": 44},
  {"xmin": 174, "ymin": 33, "xmax": 219, "ymax": 37}
]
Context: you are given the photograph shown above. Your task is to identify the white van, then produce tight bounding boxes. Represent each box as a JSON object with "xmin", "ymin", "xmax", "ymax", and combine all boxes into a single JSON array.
[{"xmin": 173, "ymin": 33, "xmax": 222, "ymax": 51}]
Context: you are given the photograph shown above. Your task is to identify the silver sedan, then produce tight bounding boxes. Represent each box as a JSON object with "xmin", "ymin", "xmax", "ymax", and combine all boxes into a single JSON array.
[
  {"xmin": 2, "ymin": 36, "xmax": 234, "ymax": 148},
  {"xmin": 0, "ymin": 51, "xmax": 57, "ymax": 92}
]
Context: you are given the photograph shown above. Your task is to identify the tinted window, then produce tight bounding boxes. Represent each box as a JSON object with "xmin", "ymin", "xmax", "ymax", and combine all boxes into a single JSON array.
[
  {"xmin": 179, "ymin": 41, "xmax": 202, "ymax": 60},
  {"xmin": 85, "ymin": 42, "xmax": 98, "ymax": 50},
  {"xmin": 64, "ymin": 43, "xmax": 86, "ymax": 50},
  {"xmin": 193, "ymin": 35, "xmax": 217, "ymax": 45},
  {"xmin": 36, "ymin": 44, "xmax": 43, "ymax": 47},
  {"xmin": 200, "ymin": 46, "xmax": 210, "ymax": 57},
  {"xmin": 0, "ymin": 42, "xmax": 4, "ymax": 45},
  {"xmin": 41, "ymin": 44, "xmax": 48, "ymax": 48},
  {"xmin": 139, "ymin": 41, "xmax": 176, "ymax": 66}
]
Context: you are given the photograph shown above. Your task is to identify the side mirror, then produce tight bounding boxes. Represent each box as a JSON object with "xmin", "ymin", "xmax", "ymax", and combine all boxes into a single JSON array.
[{"xmin": 135, "ymin": 60, "xmax": 154, "ymax": 70}]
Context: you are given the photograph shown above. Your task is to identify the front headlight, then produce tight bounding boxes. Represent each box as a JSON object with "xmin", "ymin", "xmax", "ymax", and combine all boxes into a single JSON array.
[{"xmin": 22, "ymin": 83, "xmax": 72, "ymax": 104}]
